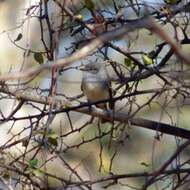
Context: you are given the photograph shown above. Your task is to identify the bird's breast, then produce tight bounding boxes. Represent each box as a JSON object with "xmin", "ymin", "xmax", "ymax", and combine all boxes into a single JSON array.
[{"xmin": 82, "ymin": 80, "xmax": 109, "ymax": 102}]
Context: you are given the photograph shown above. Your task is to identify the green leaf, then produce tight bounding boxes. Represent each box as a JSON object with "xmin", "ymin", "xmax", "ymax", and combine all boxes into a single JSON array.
[
  {"xmin": 48, "ymin": 137, "xmax": 58, "ymax": 146},
  {"xmin": 84, "ymin": 0, "xmax": 95, "ymax": 11},
  {"xmin": 28, "ymin": 159, "xmax": 38, "ymax": 168},
  {"xmin": 48, "ymin": 131, "xmax": 58, "ymax": 139},
  {"xmin": 124, "ymin": 57, "xmax": 133, "ymax": 67},
  {"xmin": 32, "ymin": 169, "xmax": 43, "ymax": 177},
  {"xmin": 47, "ymin": 130, "xmax": 58, "ymax": 146},
  {"xmin": 14, "ymin": 33, "xmax": 23, "ymax": 42},
  {"xmin": 34, "ymin": 52, "xmax": 44, "ymax": 64},
  {"xmin": 2, "ymin": 171, "xmax": 10, "ymax": 179},
  {"xmin": 164, "ymin": 0, "xmax": 181, "ymax": 4},
  {"xmin": 140, "ymin": 162, "xmax": 149, "ymax": 167},
  {"xmin": 142, "ymin": 54, "xmax": 154, "ymax": 65}
]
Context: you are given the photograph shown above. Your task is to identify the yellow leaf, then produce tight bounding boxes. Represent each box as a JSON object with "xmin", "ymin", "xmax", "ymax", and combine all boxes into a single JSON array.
[{"xmin": 142, "ymin": 54, "xmax": 154, "ymax": 65}]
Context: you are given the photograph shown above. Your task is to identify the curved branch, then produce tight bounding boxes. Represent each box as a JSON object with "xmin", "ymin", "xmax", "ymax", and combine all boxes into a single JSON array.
[{"xmin": 0, "ymin": 15, "xmax": 189, "ymax": 81}]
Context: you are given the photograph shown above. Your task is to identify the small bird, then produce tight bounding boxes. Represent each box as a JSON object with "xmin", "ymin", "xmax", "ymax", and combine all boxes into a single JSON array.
[{"xmin": 81, "ymin": 62, "xmax": 113, "ymax": 122}]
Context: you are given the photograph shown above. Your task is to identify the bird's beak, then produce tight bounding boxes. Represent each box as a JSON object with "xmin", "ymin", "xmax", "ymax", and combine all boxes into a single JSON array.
[
  {"xmin": 80, "ymin": 65, "xmax": 95, "ymax": 71},
  {"xmin": 79, "ymin": 65, "xmax": 88, "ymax": 71}
]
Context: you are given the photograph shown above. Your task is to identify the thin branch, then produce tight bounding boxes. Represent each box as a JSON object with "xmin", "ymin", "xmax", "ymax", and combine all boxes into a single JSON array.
[{"xmin": 142, "ymin": 140, "xmax": 190, "ymax": 189}]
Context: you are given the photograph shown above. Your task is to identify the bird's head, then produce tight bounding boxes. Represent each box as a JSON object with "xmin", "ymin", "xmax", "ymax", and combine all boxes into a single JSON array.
[{"xmin": 80, "ymin": 62, "xmax": 103, "ymax": 74}]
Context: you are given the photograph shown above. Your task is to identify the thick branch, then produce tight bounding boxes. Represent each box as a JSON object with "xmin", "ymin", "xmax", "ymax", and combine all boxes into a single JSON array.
[{"xmin": 1, "ymin": 86, "xmax": 190, "ymax": 140}]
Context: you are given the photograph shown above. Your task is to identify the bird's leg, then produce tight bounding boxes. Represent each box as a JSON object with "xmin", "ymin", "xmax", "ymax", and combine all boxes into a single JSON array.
[{"xmin": 87, "ymin": 100, "xmax": 93, "ymax": 112}]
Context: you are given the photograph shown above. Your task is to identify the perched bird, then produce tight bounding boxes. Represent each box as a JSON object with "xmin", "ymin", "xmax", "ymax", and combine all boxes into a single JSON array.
[{"xmin": 81, "ymin": 62, "xmax": 113, "ymax": 122}]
